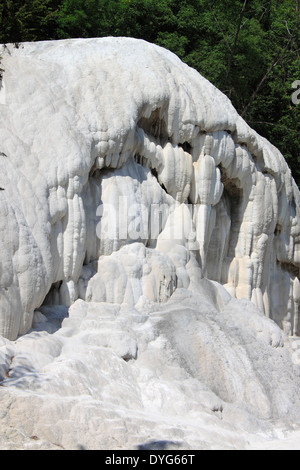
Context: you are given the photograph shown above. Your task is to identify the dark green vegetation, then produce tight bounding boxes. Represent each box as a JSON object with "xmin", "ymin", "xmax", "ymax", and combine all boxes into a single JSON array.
[{"xmin": 0, "ymin": 0, "xmax": 299, "ymax": 184}]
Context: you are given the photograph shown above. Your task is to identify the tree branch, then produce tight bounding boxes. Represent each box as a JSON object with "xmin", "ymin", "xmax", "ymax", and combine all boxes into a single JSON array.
[
  {"xmin": 248, "ymin": 121, "xmax": 298, "ymax": 133},
  {"xmin": 225, "ymin": 0, "xmax": 248, "ymax": 93},
  {"xmin": 208, "ymin": 2, "xmax": 232, "ymax": 53},
  {"xmin": 241, "ymin": 31, "xmax": 297, "ymax": 118}
]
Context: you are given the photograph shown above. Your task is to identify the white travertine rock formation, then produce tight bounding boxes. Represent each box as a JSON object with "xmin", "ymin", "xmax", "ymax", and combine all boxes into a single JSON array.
[
  {"xmin": 0, "ymin": 38, "xmax": 300, "ymax": 450},
  {"xmin": 1, "ymin": 293, "xmax": 300, "ymax": 450},
  {"xmin": 0, "ymin": 37, "xmax": 299, "ymax": 340}
]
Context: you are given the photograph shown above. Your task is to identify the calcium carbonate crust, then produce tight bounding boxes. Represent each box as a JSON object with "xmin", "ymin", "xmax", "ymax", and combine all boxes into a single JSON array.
[
  {"xmin": 0, "ymin": 37, "xmax": 300, "ymax": 450},
  {"xmin": 0, "ymin": 37, "xmax": 299, "ymax": 341}
]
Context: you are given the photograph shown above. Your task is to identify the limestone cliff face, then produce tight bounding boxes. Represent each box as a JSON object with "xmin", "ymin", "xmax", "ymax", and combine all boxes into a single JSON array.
[{"xmin": 0, "ymin": 37, "xmax": 299, "ymax": 340}]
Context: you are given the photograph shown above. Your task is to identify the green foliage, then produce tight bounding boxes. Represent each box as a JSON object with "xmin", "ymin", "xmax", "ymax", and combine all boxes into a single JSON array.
[
  {"xmin": 0, "ymin": 0, "xmax": 61, "ymax": 42},
  {"xmin": 0, "ymin": 0, "xmax": 299, "ymax": 185},
  {"xmin": 54, "ymin": 0, "xmax": 121, "ymax": 38}
]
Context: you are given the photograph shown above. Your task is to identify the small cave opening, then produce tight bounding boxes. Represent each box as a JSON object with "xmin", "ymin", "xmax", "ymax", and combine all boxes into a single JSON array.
[
  {"xmin": 219, "ymin": 164, "xmax": 243, "ymax": 200},
  {"xmin": 32, "ymin": 281, "xmax": 69, "ymax": 334},
  {"xmin": 137, "ymin": 108, "xmax": 168, "ymax": 143},
  {"xmin": 133, "ymin": 153, "xmax": 143, "ymax": 165},
  {"xmin": 178, "ymin": 141, "xmax": 192, "ymax": 154},
  {"xmin": 274, "ymin": 224, "xmax": 281, "ymax": 237},
  {"xmin": 42, "ymin": 280, "xmax": 63, "ymax": 306}
]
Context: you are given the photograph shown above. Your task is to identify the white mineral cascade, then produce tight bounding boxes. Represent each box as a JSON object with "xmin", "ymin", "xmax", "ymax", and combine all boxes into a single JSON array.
[{"xmin": 0, "ymin": 38, "xmax": 300, "ymax": 450}]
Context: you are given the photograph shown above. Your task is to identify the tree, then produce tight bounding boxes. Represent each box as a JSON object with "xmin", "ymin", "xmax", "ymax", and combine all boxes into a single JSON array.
[
  {"xmin": 55, "ymin": 0, "xmax": 124, "ymax": 38},
  {"xmin": 241, "ymin": 0, "xmax": 300, "ymax": 184},
  {"xmin": 0, "ymin": 0, "xmax": 61, "ymax": 43}
]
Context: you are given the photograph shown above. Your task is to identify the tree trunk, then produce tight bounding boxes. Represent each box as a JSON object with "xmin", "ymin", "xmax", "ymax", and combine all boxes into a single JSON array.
[{"xmin": 225, "ymin": 0, "xmax": 248, "ymax": 95}]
